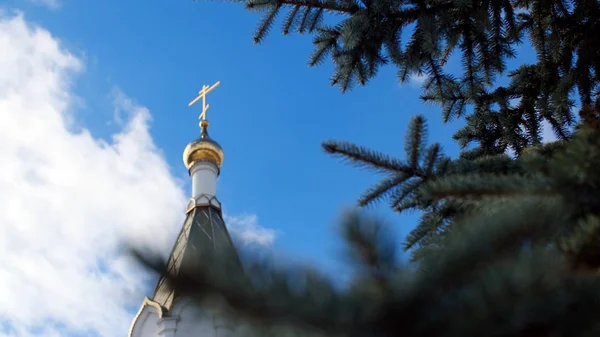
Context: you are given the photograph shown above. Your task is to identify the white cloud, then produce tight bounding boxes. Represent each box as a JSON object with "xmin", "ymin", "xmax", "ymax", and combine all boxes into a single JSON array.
[
  {"xmin": 0, "ymin": 12, "xmax": 275, "ymax": 337},
  {"xmin": 407, "ymin": 73, "xmax": 428, "ymax": 88},
  {"xmin": 225, "ymin": 214, "xmax": 277, "ymax": 246}
]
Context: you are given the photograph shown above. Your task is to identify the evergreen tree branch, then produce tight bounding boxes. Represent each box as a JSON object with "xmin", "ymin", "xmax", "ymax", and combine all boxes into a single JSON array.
[
  {"xmin": 404, "ymin": 115, "xmax": 426, "ymax": 170},
  {"xmin": 247, "ymin": 0, "xmax": 356, "ymax": 14},
  {"xmin": 132, "ymin": 197, "xmax": 600, "ymax": 336},
  {"xmin": 358, "ymin": 173, "xmax": 411, "ymax": 207},
  {"xmin": 322, "ymin": 140, "xmax": 414, "ymax": 174},
  {"xmin": 421, "ymin": 173, "xmax": 555, "ymax": 204}
]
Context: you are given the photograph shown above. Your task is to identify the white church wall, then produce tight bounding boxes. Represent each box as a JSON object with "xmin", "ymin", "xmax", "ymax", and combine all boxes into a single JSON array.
[
  {"xmin": 213, "ymin": 312, "xmax": 236, "ymax": 337},
  {"xmin": 190, "ymin": 161, "xmax": 218, "ymax": 198},
  {"xmin": 157, "ymin": 317, "xmax": 179, "ymax": 337},
  {"xmin": 129, "ymin": 303, "xmax": 161, "ymax": 337},
  {"xmin": 129, "ymin": 298, "xmax": 236, "ymax": 337},
  {"xmin": 171, "ymin": 299, "xmax": 223, "ymax": 337}
]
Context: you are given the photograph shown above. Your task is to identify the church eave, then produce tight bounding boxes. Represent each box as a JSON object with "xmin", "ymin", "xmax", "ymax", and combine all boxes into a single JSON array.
[
  {"xmin": 127, "ymin": 297, "xmax": 166, "ymax": 337},
  {"xmin": 186, "ymin": 194, "xmax": 223, "ymax": 214}
]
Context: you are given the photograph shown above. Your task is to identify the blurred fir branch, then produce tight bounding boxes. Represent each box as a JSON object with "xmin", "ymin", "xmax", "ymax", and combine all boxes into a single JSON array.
[
  {"xmin": 134, "ymin": 192, "xmax": 600, "ymax": 335},
  {"xmin": 132, "ymin": 112, "xmax": 600, "ymax": 334}
]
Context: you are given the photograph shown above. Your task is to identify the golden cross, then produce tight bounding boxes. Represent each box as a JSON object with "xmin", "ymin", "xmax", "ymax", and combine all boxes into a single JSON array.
[{"xmin": 188, "ymin": 81, "xmax": 221, "ymax": 122}]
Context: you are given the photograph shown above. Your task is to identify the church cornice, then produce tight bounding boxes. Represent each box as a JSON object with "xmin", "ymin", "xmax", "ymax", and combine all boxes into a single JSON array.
[
  {"xmin": 186, "ymin": 194, "xmax": 223, "ymax": 214},
  {"xmin": 128, "ymin": 297, "xmax": 167, "ymax": 337}
]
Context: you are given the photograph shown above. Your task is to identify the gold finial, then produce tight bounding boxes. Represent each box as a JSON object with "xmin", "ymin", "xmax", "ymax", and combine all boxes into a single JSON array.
[
  {"xmin": 200, "ymin": 119, "xmax": 209, "ymax": 139},
  {"xmin": 183, "ymin": 81, "xmax": 224, "ymax": 169},
  {"xmin": 188, "ymin": 81, "xmax": 221, "ymax": 125}
]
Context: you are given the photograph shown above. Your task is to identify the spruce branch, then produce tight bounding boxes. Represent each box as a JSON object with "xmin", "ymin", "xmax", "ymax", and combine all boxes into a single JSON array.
[
  {"xmin": 422, "ymin": 143, "xmax": 441, "ymax": 177},
  {"xmin": 390, "ymin": 178, "xmax": 422, "ymax": 211},
  {"xmin": 340, "ymin": 210, "xmax": 397, "ymax": 288},
  {"xmin": 404, "ymin": 115, "xmax": 427, "ymax": 170},
  {"xmin": 421, "ymin": 173, "xmax": 553, "ymax": 201},
  {"xmin": 323, "ymin": 115, "xmax": 449, "ymax": 213},
  {"xmin": 132, "ymin": 200, "xmax": 600, "ymax": 336},
  {"xmin": 403, "ymin": 201, "xmax": 459, "ymax": 251},
  {"xmin": 404, "ymin": 211, "xmax": 444, "ymax": 251},
  {"xmin": 282, "ymin": 5, "xmax": 301, "ymax": 34},
  {"xmin": 309, "ymin": 27, "xmax": 341, "ymax": 67},
  {"xmin": 358, "ymin": 173, "xmax": 411, "ymax": 207},
  {"xmin": 253, "ymin": 4, "xmax": 283, "ymax": 44},
  {"xmin": 559, "ymin": 216, "xmax": 600, "ymax": 272},
  {"xmin": 322, "ymin": 140, "xmax": 413, "ymax": 174},
  {"xmin": 247, "ymin": 0, "xmax": 356, "ymax": 14}
]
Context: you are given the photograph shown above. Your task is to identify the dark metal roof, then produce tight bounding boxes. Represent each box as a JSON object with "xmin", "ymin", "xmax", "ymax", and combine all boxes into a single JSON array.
[{"xmin": 152, "ymin": 202, "xmax": 238, "ymax": 311}]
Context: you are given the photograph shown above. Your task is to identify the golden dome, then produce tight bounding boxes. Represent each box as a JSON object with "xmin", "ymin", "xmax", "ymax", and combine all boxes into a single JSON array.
[{"xmin": 183, "ymin": 120, "xmax": 224, "ymax": 170}]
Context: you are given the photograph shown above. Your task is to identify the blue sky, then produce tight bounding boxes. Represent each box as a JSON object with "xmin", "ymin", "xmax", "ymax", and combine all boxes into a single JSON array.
[{"xmin": 0, "ymin": 0, "xmax": 542, "ymax": 336}]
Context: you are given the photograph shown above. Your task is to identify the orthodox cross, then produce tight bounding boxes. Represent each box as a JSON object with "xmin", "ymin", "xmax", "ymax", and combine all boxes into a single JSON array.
[{"xmin": 188, "ymin": 81, "xmax": 221, "ymax": 122}]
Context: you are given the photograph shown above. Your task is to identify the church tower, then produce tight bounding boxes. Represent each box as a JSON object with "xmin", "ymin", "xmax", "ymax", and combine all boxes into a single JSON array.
[{"xmin": 129, "ymin": 82, "xmax": 238, "ymax": 337}]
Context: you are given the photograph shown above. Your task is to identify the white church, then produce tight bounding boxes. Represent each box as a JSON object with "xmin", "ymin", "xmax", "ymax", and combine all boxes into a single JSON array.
[{"xmin": 128, "ymin": 82, "xmax": 239, "ymax": 337}]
